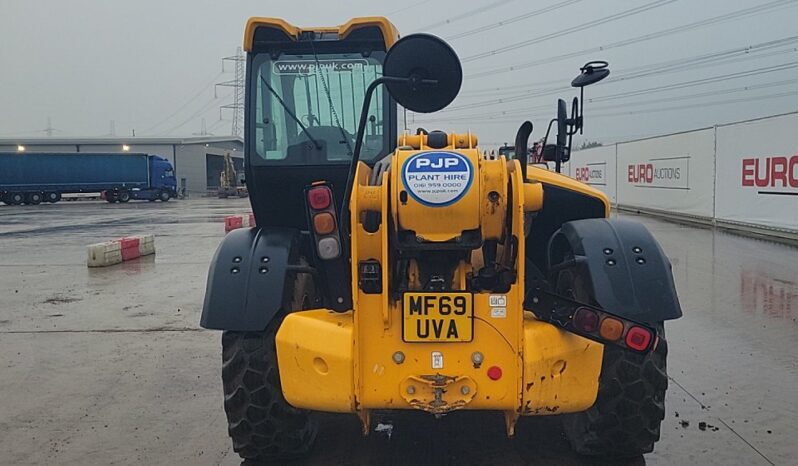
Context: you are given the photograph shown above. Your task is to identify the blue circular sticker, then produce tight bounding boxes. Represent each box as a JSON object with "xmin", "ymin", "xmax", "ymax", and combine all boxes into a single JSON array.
[{"xmin": 401, "ymin": 151, "xmax": 474, "ymax": 207}]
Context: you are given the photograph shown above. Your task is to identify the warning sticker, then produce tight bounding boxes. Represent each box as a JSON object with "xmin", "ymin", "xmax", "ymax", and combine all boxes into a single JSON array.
[{"xmin": 401, "ymin": 151, "xmax": 473, "ymax": 207}]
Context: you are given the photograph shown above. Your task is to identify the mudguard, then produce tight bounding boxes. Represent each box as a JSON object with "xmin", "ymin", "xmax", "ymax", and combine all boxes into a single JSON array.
[
  {"xmin": 201, "ymin": 227, "xmax": 299, "ymax": 331},
  {"xmin": 548, "ymin": 218, "xmax": 682, "ymax": 323}
]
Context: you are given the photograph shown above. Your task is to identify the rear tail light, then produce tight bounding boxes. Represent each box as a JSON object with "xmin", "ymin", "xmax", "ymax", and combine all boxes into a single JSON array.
[
  {"xmin": 317, "ymin": 237, "xmax": 341, "ymax": 260},
  {"xmin": 313, "ymin": 212, "xmax": 336, "ymax": 235},
  {"xmin": 305, "ymin": 183, "xmax": 342, "ymax": 261},
  {"xmin": 625, "ymin": 326, "xmax": 653, "ymax": 351},
  {"xmin": 308, "ymin": 185, "xmax": 332, "ymax": 210},
  {"xmin": 528, "ymin": 289, "xmax": 658, "ymax": 354},
  {"xmin": 573, "ymin": 307, "xmax": 599, "ymax": 332},
  {"xmin": 599, "ymin": 317, "xmax": 624, "ymax": 341}
]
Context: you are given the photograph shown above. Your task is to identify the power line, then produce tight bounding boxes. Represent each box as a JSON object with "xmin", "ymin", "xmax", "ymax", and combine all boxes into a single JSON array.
[
  {"xmin": 445, "ymin": 48, "xmax": 798, "ymax": 113},
  {"xmin": 461, "ymin": 0, "xmax": 679, "ymax": 63},
  {"xmin": 158, "ymin": 92, "xmax": 230, "ymax": 136},
  {"xmin": 415, "ymin": 0, "xmax": 516, "ymax": 32},
  {"xmin": 416, "ymin": 73, "xmax": 798, "ymax": 124},
  {"xmin": 466, "ymin": 0, "xmax": 798, "ymax": 78},
  {"xmin": 458, "ymin": 35, "xmax": 798, "ymax": 98},
  {"xmin": 143, "ymin": 71, "xmax": 224, "ymax": 134},
  {"xmin": 445, "ymin": 0, "xmax": 583, "ymax": 41}
]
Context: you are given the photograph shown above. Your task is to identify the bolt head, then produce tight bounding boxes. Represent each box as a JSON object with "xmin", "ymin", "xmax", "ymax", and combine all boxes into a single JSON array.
[
  {"xmin": 392, "ymin": 351, "xmax": 405, "ymax": 364},
  {"xmin": 407, "ymin": 385, "xmax": 415, "ymax": 395},
  {"xmin": 460, "ymin": 385, "xmax": 470, "ymax": 395}
]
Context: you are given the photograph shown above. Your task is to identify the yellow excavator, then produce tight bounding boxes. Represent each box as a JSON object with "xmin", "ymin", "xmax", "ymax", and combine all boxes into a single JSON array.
[
  {"xmin": 201, "ymin": 17, "xmax": 682, "ymax": 463},
  {"xmin": 217, "ymin": 151, "xmax": 248, "ymax": 198}
]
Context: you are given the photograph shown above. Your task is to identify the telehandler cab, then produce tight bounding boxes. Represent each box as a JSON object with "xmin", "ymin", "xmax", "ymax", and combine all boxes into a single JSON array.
[{"xmin": 201, "ymin": 16, "xmax": 682, "ymax": 463}]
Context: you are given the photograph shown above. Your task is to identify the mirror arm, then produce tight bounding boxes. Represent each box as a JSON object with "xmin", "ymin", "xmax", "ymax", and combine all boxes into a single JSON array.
[
  {"xmin": 542, "ymin": 118, "xmax": 556, "ymax": 149},
  {"xmin": 579, "ymin": 86, "xmax": 585, "ymax": 134},
  {"xmin": 340, "ymin": 75, "xmax": 438, "ymax": 256},
  {"xmin": 340, "ymin": 76, "xmax": 387, "ymax": 242}
]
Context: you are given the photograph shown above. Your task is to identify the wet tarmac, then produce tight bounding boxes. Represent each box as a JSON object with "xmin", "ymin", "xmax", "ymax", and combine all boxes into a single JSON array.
[{"xmin": 0, "ymin": 199, "xmax": 796, "ymax": 465}]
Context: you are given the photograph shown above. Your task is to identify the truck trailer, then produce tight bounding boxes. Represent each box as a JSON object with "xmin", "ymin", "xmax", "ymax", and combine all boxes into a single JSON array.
[{"xmin": 0, "ymin": 152, "xmax": 177, "ymax": 205}]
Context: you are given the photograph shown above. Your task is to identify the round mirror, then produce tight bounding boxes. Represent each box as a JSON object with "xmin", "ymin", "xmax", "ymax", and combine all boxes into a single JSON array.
[
  {"xmin": 383, "ymin": 33, "xmax": 462, "ymax": 113},
  {"xmin": 571, "ymin": 60, "xmax": 610, "ymax": 88}
]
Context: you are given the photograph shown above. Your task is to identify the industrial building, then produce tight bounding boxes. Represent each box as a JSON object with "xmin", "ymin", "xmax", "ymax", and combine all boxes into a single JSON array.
[{"xmin": 0, "ymin": 136, "xmax": 243, "ymax": 195}]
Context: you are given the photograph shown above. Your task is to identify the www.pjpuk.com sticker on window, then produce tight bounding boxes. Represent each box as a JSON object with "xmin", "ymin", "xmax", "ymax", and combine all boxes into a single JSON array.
[{"xmin": 273, "ymin": 59, "xmax": 369, "ymax": 75}]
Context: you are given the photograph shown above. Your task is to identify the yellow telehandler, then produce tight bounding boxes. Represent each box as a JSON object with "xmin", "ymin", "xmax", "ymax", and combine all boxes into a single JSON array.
[{"xmin": 201, "ymin": 17, "xmax": 682, "ymax": 463}]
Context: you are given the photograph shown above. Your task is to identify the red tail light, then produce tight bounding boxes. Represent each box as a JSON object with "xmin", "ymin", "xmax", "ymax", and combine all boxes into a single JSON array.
[
  {"xmin": 573, "ymin": 307, "xmax": 599, "ymax": 333},
  {"xmin": 625, "ymin": 326, "xmax": 653, "ymax": 351},
  {"xmin": 308, "ymin": 186, "xmax": 332, "ymax": 210}
]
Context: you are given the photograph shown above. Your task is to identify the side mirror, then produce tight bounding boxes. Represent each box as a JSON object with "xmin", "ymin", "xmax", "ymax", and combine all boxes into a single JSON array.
[
  {"xmin": 571, "ymin": 61, "xmax": 610, "ymax": 88},
  {"xmin": 542, "ymin": 144, "xmax": 569, "ymax": 162},
  {"xmin": 383, "ymin": 34, "xmax": 462, "ymax": 113}
]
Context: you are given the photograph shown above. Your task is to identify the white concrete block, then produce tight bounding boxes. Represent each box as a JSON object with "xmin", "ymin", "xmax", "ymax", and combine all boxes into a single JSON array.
[
  {"xmin": 87, "ymin": 241, "xmax": 123, "ymax": 267},
  {"xmin": 133, "ymin": 234, "xmax": 156, "ymax": 256}
]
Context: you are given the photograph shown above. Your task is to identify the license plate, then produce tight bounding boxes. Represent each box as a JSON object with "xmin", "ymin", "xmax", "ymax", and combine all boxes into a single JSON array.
[{"xmin": 402, "ymin": 292, "xmax": 473, "ymax": 342}]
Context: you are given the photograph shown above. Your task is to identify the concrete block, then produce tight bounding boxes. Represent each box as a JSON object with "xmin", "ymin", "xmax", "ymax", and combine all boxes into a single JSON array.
[
  {"xmin": 134, "ymin": 234, "xmax": 156, "ymax": 256},
  {"xmin": 87, "ymin": 241, "xmax": 123, "ymax": 267}
]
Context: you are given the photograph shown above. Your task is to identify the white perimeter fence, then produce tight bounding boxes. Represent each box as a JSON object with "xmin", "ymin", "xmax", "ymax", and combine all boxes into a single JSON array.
[{"xmin": 564, "ymin": 111, "xmax": 798, "ymax": 241}]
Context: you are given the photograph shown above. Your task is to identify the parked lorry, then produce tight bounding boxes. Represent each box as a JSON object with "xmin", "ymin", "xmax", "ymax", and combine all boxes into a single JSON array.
[{"xmin": 0, "ymin": 152, "xmax": 177, "ymax": 205}]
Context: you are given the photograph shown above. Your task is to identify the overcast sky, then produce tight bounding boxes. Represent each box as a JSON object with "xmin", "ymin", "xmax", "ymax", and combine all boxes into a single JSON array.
[{"xmin": 2, "ymin": 0, "xmax": 798, "ymax": 148}]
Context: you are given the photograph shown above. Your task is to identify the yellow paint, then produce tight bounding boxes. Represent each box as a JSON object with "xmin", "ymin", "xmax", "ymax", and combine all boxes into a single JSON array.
[
  {"xmin": 520, "ymin": 314, "xmax": 603, "ymax": 415},
  {"xmin": 526, "ymin": 165, "xmax": 610, "ymax": 216},
  {"xmin": 275, "ymin": 310, "xmax": 355, "ymax": 412},
  {"xmin": 273, "ymin": 124, "xmax": 604, "ymax": 426},
  {"xmin": 244, "ymin": 16, "xmax": 399, "ymax": 52},
  {"xmin": 391, "ymin": 148, "xmax": 481, "ymax": 243}
]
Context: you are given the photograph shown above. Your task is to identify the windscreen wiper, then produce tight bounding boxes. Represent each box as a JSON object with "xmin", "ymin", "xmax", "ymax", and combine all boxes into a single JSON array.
[
  {"xmin": 259, "ymin": 75, "xmax": 322, "ymax": 150},
  {"xmin": 309, "ymin": 39, "xmax": 354, "ymax": 157}
]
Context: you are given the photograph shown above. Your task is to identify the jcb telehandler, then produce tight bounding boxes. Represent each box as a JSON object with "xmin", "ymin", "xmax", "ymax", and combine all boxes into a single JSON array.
[{"xmin": 201, "ymin": 17, "xmax": 682, "ymax": 463}]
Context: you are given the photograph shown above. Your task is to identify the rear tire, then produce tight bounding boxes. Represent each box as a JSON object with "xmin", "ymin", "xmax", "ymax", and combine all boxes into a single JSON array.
[
  {"xmin": 118, "ymin": 191, "xmax": 131, "ymax": 203},
  {"xmin": 555, "ymin": 266, "xmax": 668, "ymax": 458},
  {"xmin": 45, "ymin": 192, "xmax": 61, "ymax": 203},
  {"xmin": 221, "ymin": 270, "xmax": 317, "ymax": 463},
  {"xmin": 564, "ymin": 335, "xmax": 667, "ymax": 457}
]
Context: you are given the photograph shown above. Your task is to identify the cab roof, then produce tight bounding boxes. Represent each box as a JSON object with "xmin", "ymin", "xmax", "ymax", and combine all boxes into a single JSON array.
[{"xmin": 243, "ymin": 16, "xmax": 399, "ymax": 52}]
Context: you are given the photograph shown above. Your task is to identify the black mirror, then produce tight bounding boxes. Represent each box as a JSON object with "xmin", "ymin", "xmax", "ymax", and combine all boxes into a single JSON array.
[
  {"xmin": 383, "ymin": 33, "xmax": 462, "ymax": 113},
  {"xmin": 556, "ymin": 99, "xmax": 567, "ymax": 149},
  {"xmin": 571, "ymin": 60, "xmax": 610, "ymax": 88},
  {"xmin": 542, "ymin": 144, "xmax": 557, "ymax": 162},
  {"xmin": 542, "ymin": 144, "xmax": 570, "ymax": 163}
]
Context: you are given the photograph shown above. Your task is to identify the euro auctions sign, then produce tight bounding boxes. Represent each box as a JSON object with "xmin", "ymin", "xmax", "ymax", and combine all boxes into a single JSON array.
[
  {"xmin": 574, "ymin": 162, "xmax": 607, "ymax": 186},
  {"xmin": 741, "ymin": 155, "xmax": 798, "ymax": 194},
  {"xmin": 627, "ymin": 157, "xmax": 690, "ymax": 190},
  {"xmin": 716, "ymin": 112, "xmax": 798, "ymax": 231}
]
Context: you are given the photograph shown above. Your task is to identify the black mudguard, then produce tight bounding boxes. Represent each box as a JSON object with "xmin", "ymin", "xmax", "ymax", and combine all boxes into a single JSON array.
[
  {"xmin": 201, "ymin": 227, "xmax": 299, "ymax": 331},
  {"xmin": 548, "ymin": 218, "xmax": 682, "ymax": 323}
]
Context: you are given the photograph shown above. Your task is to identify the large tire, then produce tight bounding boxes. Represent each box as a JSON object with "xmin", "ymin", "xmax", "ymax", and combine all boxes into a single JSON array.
[
  {"xmin": 45, "ymin": 192, "xmax": 61, "ymax": 203},
  {"xmin": 221, "ymin": 270, "xmax": 317, "ymax": 463},
  {"xmin": 554, "ymin": 266, "xmax": 668, "ymax": 457},
  {"xmin": 159, "ymin": 190, "xmax": 171, "ymax": 202},
  {"xmin": 563, "ymin": 332, "xmax": 667, "ymax": 457},
  {"xmin": 118, "ymin": 191, "xmax": 131, "ymax": 203}
]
